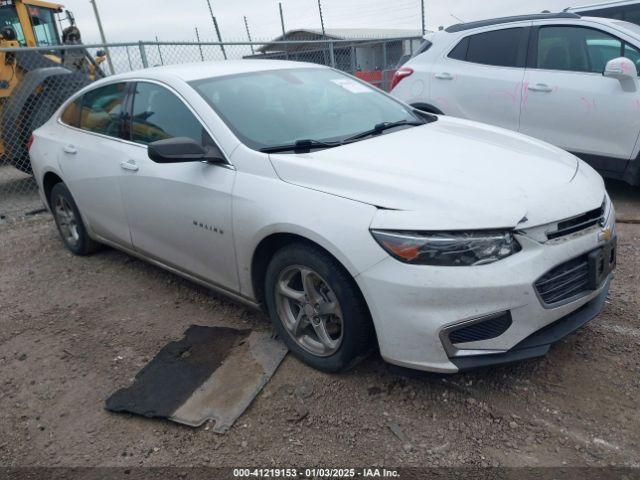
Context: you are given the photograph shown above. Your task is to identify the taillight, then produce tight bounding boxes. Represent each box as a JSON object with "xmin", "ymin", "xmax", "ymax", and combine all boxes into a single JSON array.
[
  {"xmin": 27, "ymin": 134, "xmax": 35, "ymax": 151},
  {"xmin": 390, "ymin": 67, "xmax": 414, "ymax": 91}
]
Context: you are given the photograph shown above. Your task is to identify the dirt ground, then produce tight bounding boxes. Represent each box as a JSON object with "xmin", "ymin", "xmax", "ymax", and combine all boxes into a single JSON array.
[{"xmin": 0, "ymin": 179, "xmax": 639, "ymax": 468}]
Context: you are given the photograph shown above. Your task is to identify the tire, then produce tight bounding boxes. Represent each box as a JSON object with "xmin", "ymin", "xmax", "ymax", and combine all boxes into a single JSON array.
[
  {"xmin": 49, "ymin": 182, "xmax": 101, "ymax": 255},
  {"xmin": 264, "ymin": 243, "xmax": 375, "ymax": 372}
]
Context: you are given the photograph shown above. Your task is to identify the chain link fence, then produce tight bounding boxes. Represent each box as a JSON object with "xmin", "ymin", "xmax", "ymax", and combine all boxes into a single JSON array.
[{"xmin": 0, "ymin": 36, "xmax": 420, "ymax": 221}]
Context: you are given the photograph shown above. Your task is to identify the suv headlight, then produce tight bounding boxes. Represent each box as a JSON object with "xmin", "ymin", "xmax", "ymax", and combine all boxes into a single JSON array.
[{"xmin": 371, "ymin": 230, "xmax": 521, "ymax": 266}]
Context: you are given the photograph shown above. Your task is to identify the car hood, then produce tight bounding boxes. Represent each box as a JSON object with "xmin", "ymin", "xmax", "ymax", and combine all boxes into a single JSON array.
[{"xmin": 268, "ymin": 116, "xmax": 605, "ymax": 230}]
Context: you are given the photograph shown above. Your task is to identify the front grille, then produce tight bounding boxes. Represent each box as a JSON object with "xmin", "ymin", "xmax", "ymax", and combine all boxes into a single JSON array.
[
  {"xmin": 449, "ymin": 313, "xmax": 512, "ymax": 345},
  {"xmin": 535, "ymin": 254, "xmax": 589, "ymax": 304},
  {"xmin": 546, "ymin": 203, "xmax": 605, "ymax": 240}
]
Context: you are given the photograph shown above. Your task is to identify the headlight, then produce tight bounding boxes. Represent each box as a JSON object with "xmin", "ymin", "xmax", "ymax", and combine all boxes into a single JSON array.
[{"xmin": 370, "ymin": 230, "xmax": 521, "ymax": 266}]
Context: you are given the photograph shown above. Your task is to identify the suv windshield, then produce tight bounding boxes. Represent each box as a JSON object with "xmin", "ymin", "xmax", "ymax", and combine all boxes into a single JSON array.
[
  {"xmin": 0, "ymin": 6, "xmax": 26, "ymax": 45},
  {"xmin": 190, "ymin": 68, "xmax": 422, "ymax": 151}
]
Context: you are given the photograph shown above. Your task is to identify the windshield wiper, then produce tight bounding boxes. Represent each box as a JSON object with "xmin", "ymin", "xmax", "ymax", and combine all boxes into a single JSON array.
[
  {"xmin": 343, "ymin": 120, "xmax": 426, "ymax": 143},
  {"xmin": 260, "ymin": 139, "xmax": 342, "ymax": 154},
  {"xmin": 260, "ymin": 119, "xmax": 427, "ymax": 153}
]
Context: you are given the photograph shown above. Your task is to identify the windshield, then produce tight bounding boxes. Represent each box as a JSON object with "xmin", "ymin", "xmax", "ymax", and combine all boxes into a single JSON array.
[
  {"xmin": 0, "ymin": 6, "xmax": 26, "ymax": 45},
  {"xmin": 190, "ymin": 68, "xmax": 420, "ymax": 151}
]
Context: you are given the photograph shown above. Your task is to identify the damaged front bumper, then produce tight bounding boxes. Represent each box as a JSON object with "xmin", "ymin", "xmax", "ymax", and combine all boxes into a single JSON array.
[{"xmin": 356, "ymin": 203, "xmax": 616, "ymax": 374}]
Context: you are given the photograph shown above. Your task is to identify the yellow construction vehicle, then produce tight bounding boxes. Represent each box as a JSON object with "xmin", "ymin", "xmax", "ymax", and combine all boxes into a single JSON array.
[{"xmin": 0, "ymin": 0, "xmax": 106, "ymax": 173}]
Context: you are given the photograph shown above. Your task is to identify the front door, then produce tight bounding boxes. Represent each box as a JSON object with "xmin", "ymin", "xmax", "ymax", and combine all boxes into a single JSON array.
[
  {"xmin": 519, "ymin": 24, "xmax": 640, "ymax": 173},
  {"xmin": 117, "ymin": 81, "xmax": 238, "ymax": 291}
]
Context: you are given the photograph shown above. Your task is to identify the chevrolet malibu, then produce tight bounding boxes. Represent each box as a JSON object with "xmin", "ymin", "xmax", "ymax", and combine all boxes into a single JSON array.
[{"xmin": 29, "ymin": 60, "xmax": 616, "ymax": 373}]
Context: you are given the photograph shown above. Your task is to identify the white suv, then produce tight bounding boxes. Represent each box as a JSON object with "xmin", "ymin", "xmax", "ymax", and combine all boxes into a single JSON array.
[{"xmin": 391, "ymin": 13, "xmax": 640, "ymax": 185}]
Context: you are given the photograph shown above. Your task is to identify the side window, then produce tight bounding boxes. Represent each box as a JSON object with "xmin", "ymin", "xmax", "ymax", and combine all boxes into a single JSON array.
[
  {"xmin": 624, "ymin": 43, "xmax": 640, "ymax": 73},
  {"xmin": 80, "ymin": 83, "xmax": 127, "ymax": 138},
  {"xmin": 448, "ymin": 28, "xmax": 525, "ymax": 67},
  {"xmin": 28, "ymin": 7, "xmax": 59, "ymax": 46},
  {"xmin": 537, "ymin": 26, "xmax": 625, "ymax": 73},
  {"xmin": 60, "ymin": 97, "xmax": 82, "ymax": 128},
  {"xmin": 131, "ymin": 82, "xmax": 211, "ymax": 146},
  {"xmin": 448, "ymin": 37, "xmax": 469, "ymax": 61}
]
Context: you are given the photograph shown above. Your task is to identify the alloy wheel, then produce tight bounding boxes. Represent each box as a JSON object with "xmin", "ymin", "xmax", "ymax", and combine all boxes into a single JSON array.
[
  {"xmin": 274, "ymin": 265, "xmax": 344, "ymax": 357},
  {"xmin": 54, "ymin": 195, "xmax": 80, "ymax": 248}
]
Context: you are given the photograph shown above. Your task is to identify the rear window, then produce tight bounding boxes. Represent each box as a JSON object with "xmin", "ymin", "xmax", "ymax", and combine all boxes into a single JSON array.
[
  {"xmin": 448, "ymin": 28, "xmax": 526, "ymax": 67},
  {"xmin": 415, "ymin": 40, "xmax": 433, "ymax": 56}
]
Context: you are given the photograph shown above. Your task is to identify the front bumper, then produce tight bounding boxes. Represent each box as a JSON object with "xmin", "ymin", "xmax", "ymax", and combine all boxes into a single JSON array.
[
  {"xmin": 451, "ymin": 278, "xmax": 609, "ymax": 371},
  {"xmin": 356, "ymin": 213, "xmax": 615, "ymax": 373}
]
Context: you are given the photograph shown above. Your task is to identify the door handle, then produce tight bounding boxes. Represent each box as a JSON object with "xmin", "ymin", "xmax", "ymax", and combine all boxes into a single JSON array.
[
  {"xmin": 119, "ymin": 160, "xmax": 139, "ymax": 172},
  {"xmin": 435, "ymin": 72, "xmax": 453, "ymax": 80},
  {"xmin": 528, "ymin": 83, "xmax": 553, "ymax": 93},
  {"xmin": 63, "ymin": 145, "xmax": 77, "ymax": 154}
]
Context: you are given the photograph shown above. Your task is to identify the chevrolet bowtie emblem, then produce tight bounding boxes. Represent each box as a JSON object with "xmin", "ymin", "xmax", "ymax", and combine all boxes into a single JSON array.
[{"xmin": 599, "ymin": 227, "xmax": 613, "ymax": 242}]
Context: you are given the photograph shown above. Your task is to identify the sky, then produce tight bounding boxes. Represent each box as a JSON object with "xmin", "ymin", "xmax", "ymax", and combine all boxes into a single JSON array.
[{"xmin": 61, "ymin": 0, "xmax": 584, "ymax": 44}]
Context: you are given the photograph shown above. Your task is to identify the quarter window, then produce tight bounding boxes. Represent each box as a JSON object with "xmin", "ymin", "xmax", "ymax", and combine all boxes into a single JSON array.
[
  {"xmin": 448, "ymin": 28, "xmax": 525, "ymax": 67},
  {"xmin": 537, "ymin": 26, "xmax": 636, "ymax": 74},
  {"xmin": 80, "ymin": 83, "xmax": 127, "ymax": 138},
  {"xmin": 131, "ymin": 82, "xmax": 212, "ymax": 146},
  {"xmin": 60, "ymin": 97, "xmax": 82, "ymax": 128}
]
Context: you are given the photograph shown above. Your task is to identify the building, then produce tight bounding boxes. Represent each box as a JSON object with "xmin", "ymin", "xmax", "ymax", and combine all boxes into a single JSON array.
[{"xmin": 244, "ymin": 28, "xmax": 424, "ymax": 73}]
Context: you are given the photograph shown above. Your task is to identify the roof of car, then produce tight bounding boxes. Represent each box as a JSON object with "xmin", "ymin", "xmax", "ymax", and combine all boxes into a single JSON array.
[
  {"xmin": 445, "ymin": 12, "xmax": 581, "ymax": 33},
  {"xmin": 113, "ymin": 59, "xmax": 324, "ymax": 83}
]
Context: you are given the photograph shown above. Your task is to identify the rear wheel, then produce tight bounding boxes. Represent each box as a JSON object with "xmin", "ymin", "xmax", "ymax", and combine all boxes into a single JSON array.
[
  {"xmin": 265, "ymin": 243, "xmax": 374, "ymax": 372},
  {"xmin": 50, "ymin": 183, "xmax": 100, "ymax": 255}
]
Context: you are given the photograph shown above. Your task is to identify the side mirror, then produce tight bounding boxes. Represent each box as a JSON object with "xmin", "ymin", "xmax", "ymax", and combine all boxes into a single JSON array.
[
  {"xmin": 604, "ymin": 57, "xmax": 638, "ymax": 82},
  {"xmin": 148, "ymin": 137, "xmax": 226, "ymax": 164}
]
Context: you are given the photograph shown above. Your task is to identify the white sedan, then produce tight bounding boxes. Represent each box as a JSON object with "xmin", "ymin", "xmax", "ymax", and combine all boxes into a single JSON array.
[{"xmin": 29, "ymin": 60, "xmax": 616, "ymax": 373}]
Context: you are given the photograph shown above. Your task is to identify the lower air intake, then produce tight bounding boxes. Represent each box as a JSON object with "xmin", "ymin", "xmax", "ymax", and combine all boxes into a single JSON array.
[{"xmin": 449, "ymin": 313, "xmax": 513, "ymax": 345}]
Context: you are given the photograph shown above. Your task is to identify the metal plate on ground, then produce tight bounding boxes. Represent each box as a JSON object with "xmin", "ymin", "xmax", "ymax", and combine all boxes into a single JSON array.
[{"xmin": 105, "ymin": 325, "xmax": 288, "ymax": 432}]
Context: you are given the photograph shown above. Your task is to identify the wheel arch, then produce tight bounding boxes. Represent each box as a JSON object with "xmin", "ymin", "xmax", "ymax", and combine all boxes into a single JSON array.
[
  {"xmin": 250, "ymin": 230, "xmax": 364, "ymax": 310},
  {"xmin": 42, "ymin": 171, "xmax": 64, "ymax": 210},
  {"xmin": 250, "ymin": 230, "xmax": 379, "ymax": 353}
]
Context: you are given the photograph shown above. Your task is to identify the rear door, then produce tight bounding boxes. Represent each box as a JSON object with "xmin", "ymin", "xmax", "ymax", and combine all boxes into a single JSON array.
[
  {"xmin": 519, "ymin": 23, "xmax": 640, "ymax": 172},
  {"xmin": 57, "ymin": 82, "xmax": 132, "ymax": 247},
  {"xmin": 116, "ymin": 81, "xmax": 238, "ymax": 291},
  {"xmin": 430, "ymin": 25, "xmax": 530, "ymax": 130}
]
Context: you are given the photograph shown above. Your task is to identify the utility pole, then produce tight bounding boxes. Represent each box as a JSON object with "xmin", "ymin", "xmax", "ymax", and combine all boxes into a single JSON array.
[
  {"xmin": 195, "ymin": 27, "xmax": 205, "ymax": 61},
  {"xmin": 420, "ymin": 0, "xmax": 426, "ymax": 36},
  {"xmin": 317, "ymin": 0, "xmax": 325, "ymax": 36},
  {"xmin": 243, "ymin": 16, "xmax": 255, "ymax": 54},
  {"xmin": 89, "ymin": 0, "xmax": 115, "ymax": 74},
  {"xmin": 278, "ymin": 2, "xmax": 286, "ymax": 37},
  {"xmin": 205, "ymin": 0, "xmax": 227, "ymax": 60}
]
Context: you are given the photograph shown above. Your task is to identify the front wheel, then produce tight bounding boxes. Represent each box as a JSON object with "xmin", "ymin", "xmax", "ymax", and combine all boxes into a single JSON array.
[{"xmin": 264, "ymin": 243, "xmax": 374, "ymax": 372}]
